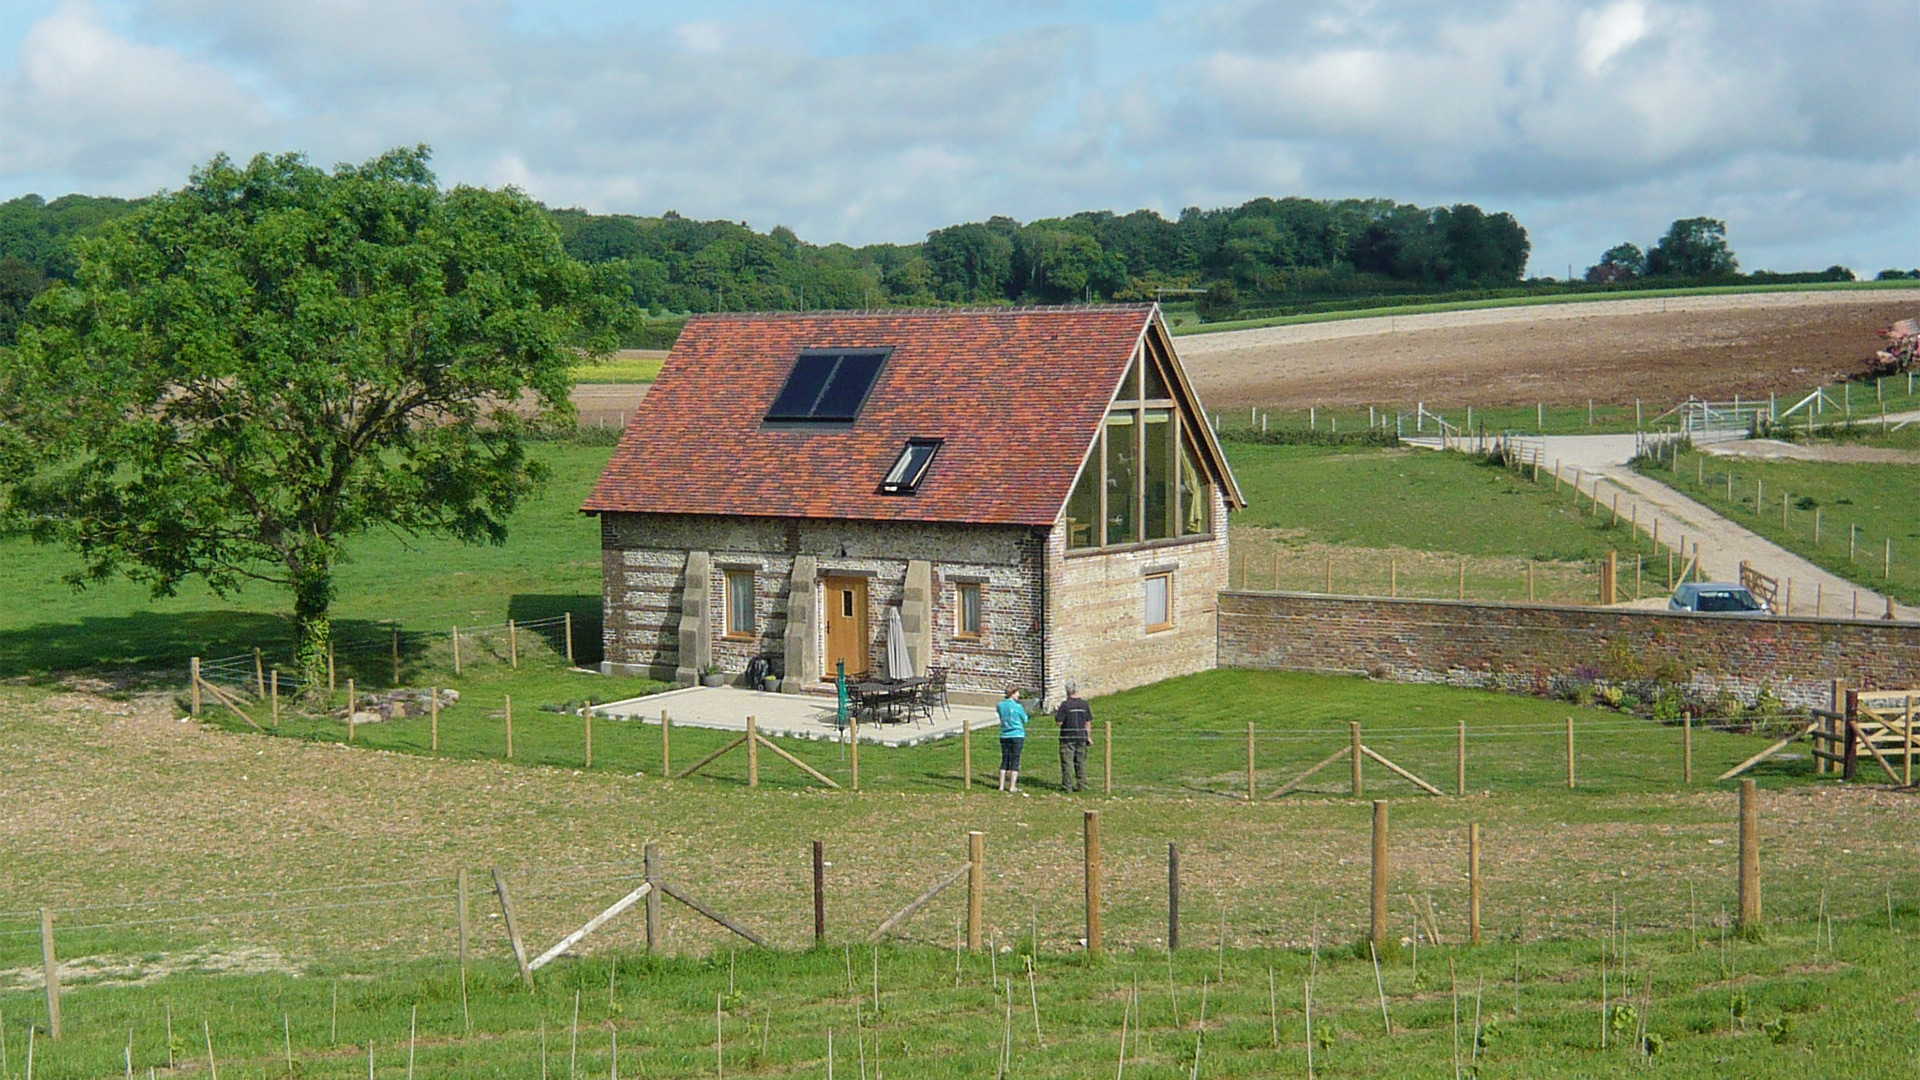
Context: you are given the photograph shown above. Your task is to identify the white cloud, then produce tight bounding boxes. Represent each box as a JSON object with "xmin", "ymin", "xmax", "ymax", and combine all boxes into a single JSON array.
[
  {"xmin": 0, "ymin": 0, "xmax": 1910, "ymax": 278},
  {"xmin": 0, "ymin": 1, "xmax": 265, "ymax": 183}
]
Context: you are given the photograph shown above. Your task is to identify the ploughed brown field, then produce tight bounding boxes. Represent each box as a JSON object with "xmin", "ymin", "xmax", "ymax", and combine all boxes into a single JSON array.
[{"xmin": 1174, "ymin": 289, "xmax": 1920, "ymax": 409}]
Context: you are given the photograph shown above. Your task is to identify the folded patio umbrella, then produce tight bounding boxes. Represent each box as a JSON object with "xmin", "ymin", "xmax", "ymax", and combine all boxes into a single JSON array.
[{"xmin": 885, "ymin": 606, "xmax": 914, "ymax": 681}]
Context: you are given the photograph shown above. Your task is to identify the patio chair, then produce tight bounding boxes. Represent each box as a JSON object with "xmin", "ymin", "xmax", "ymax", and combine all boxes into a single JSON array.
[{"xmin": 917, "ymin": 666, "xmax": 949, "ymax": 723}]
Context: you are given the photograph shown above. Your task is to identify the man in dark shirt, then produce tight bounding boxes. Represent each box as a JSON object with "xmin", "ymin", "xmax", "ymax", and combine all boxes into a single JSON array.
[{"xmin": 1055, "ymin": 681, "xmax": 1093, "ymax": 792}]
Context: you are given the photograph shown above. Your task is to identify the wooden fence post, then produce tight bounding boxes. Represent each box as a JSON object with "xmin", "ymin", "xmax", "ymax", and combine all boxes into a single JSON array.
[
  {"xmin": 41, "ymin": 907, "xmax": 60, "ymax": 1040},
  {"xmin": 644, "ymin": 843, "xmax": 663, "ymax": 952},
  {"xmin": 1737, "ymin": 779, "xmax": 1761, "ymax": 932},
  {"xmin": 1565, "ymin": 717, "xmax": 1575, "ymax": 788},
  {"xmin": 191, "ymin": 657, "xmax": 202, "ymax": 717},
  {"xmin": 452, "ymin": 627, "xmax": 461, "ymax": 675},
  {"xmin": 1456, "ymin": 721, "xmax": 1466, "ymax": 796},
  {"xmin": 430, "ymin": 687, "xmax": 439, "ymax": 753},
  {"xmin": 508, "ymin": 619, "xmax": 518, "ymax": 668},
  {"xmin": 328, "ymin": 642, "xmax": 336, "ymax": 692},
  {"xmin": 504, "ymin": 694, "xmax": 513, "ymax": 760},
  {"xmin": 963, "ymin": 717, "xmax": 972, "ymax": 791},
  {"xmin": 492, "ymin": 869, "xmax": 533, "ymax": 987},
  {"xmin": 1370, "ymin": 801, "xmax": 1390, "ymax": 950},
  {"xmin": 456, "ymin": 868, "xmax": 470, "ymax": 974},
  {"xmin": 347, "ymin": 678, "xmax": 356, "ymax": 744},
  {"xmin": 1168, "ymin": 842, "xmax": 1181, "ymax": 950},
  {"xmin": 391, "ymin": 626, "xmax": 400, "ymax": 686},
  {"xmin": 661, "ymin": 709, "xmax": 671, "ymax": 776},
  {"xmin": 1468, "ymin": 823, "xmax": 1482, "ymax": 947},
  {"xmin": 812, "ymin": 840, "xmax": 826, "ymax": 945},
  {"xmin": 1103, "ymin": 720, "xmax": 1113, "ymax": 796},
  {"xmin": 1843, "ymin": 690, "xmax": 1861, "ymax": 781},
  {"xmin": 564, "ymin": 611, "xmax": 575, "ymax": 665},
  {"xmin": 1683, "ymin": 715, "xmax": 1692, "ymax": 784},
  {"xmin": 1084, "ymin": 810, "xmax": 1102, "ymax": 953},
  {"xmin": 746, "ymin": 715, "xmax": 759, "ymax": 787},
  {"xmin": 270, "ymin": 669, "xmax": 279, "ymax": 728},
  {"xmin": 1351, "ymin": 721, "xmax": 1363, "ymax": 797},
  {"xmin": 1247, "ymin": 722, "xmax": 1256, "ymax": 801},
  {"xmin": 584, "ymin": 703, "xmax": 593, "ymax": 770},
  {"xmin": 254, "ymin": 647, "xmax": 266, "ymax": 698},
  {"xmin": 967, "ymin": 831, "xmax": 984, "ymax": 951}
]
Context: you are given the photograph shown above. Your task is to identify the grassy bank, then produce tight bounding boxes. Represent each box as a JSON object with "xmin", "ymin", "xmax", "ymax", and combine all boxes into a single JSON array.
[{"xmin": 1639, "ymin": 449, "xmax": 1920, "ymax": 606}]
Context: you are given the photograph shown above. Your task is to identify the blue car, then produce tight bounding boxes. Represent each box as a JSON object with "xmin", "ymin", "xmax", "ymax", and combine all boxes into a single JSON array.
[{"xmin": 1669, "ymin": 582, "xmax": 1770, "ymax": 615}]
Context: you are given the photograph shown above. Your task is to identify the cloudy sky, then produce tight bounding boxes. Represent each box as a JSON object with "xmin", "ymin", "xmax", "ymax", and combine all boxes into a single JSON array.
[{"xmin": 1, "ymin": 0, "xmax": 1914, "ymax": 277}]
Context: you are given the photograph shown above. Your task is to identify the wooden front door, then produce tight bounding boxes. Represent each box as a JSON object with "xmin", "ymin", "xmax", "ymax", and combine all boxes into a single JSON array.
[{"xmin": 823, "ymin": 576, "xmax": 869, "ymax": 681}]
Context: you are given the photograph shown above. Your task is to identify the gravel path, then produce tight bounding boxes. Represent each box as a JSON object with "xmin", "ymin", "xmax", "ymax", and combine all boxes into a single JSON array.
[{"xmin": 1413, "ymin": 431, "xmax": 1919, "ymax": 621}]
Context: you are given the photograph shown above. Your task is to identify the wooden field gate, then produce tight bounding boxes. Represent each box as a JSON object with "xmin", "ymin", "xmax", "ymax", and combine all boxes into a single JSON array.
[{"xmin": 1813, "ymin": 686, "xmax": 1918, "ymax": 785}]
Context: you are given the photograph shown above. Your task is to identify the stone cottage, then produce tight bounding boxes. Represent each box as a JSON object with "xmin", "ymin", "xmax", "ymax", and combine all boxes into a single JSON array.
[{"xmin": 582, "ymin": 304, "xmax": 1244, "ymax": 705}]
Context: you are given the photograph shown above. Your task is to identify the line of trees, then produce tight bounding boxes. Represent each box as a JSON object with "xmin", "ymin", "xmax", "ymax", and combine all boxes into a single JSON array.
[
  {"xmin": 1584, "ymin": 217, "xmax": 1859, "ymax": 287},
  {"xmin": 0, "ymin": 190, "xmax": 1531, "ymax": 342}
]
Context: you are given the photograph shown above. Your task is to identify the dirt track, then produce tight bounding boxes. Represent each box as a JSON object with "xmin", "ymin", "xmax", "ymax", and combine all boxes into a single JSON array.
[{"xmin": 1176, "ymin": 289, "xmax": 1920, "ymax": 409}]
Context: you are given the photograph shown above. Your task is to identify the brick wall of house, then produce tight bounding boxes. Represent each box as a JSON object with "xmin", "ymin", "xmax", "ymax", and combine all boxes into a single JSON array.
[
  {"xmin": 600, "ymin": 512, "xmax": 1046, "ymax": 695},
  {"xmin": 1218, "ymin": 591, "xmax": 1920, "ymax": 707},
  {"xmin": 1043, "ymin": 486, "xmax": 1229, "ymax": 705}
]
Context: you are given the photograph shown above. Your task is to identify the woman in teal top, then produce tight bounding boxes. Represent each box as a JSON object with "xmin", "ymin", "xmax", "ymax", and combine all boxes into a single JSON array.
[{"xmin": 996, "ymin": 688, "xmax": 1029, "ymax": 793}]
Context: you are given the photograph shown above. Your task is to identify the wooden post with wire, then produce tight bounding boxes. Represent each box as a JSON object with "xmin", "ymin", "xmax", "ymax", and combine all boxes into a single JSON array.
[
  {"xmin": 963, "ymin": 717, "xmax": 972, "ymax": 791},
  {"xmin": 812, "ymin": 840, "xmax": 826, "ymax": 945},
  {"xmin": 644, "ymin": 843, "xmax": 663, "ymax": 951},
  {"xmin": 391, "ymin": 625, "xmax": 400, "ymax": 686},
  {"xmin": 255, "ymin": 647, "xmax": 266, "ymax": 698},
  {"xmin": 430, "ymin": 685, "xmax": 439, "ymax": 752},
  {"xmin": 1104, "ymin": 719, "xmax": 1113, "ymax": 796},
  {"xmin": 564, "ymin": 611, "xmax": 575, "ymax": 665},
  {"xmin": 504, "ymin": 694, "xmax": 513, "ymax": 760},
  {"xmin": 270, "ymin": 669, "xmax": 279, "ymax": 728},
  {"xmin": 1456, "ymin": 721, "xmax": 1466, "ymax": 796},
  {"xmin": 1565, "ymin": 717, "xmax": 1575, "ymax": 788},
  {"xmin": 1737, "ymin": 779, "xmax": 1761, "ymax": 932},
  {"xmin": 583, "ymin": 702, "xmax": 593, "ymax": 770},
  {"xmin": 508, "ymin": 618, "xmax": 518, "ymax": 668},
  {"xmin": 40, "ymin": 907, "xmax": 60, "ymax": 1040},
  {"xmin": 1348, "ymin": 721, "xmax": 1364, "ymax": 796},
  {"xmin": 452, "ymin": 626, "xmax": 461, "ymax": 675},
  {"xmin": 191, "ymin": 656, "xmax": 202, "ymax": 717},
  {"xmin": 747, "ymin": 715, "xmax": 759, "ymax": 787},
  {"xmin": 1247, "ymin": 722, "xmax": 1257, "ymax": 801},
  {"xmin": 966, "ymin": 831, "xmax": 984, "ymax": 951},
  {"xmin": 347, "ymin": 678, "xmax": 357, "ymax": 744},
  {"xmin": 1168, "ymin": 842, "xmax": 1181, "ymax": 950},
  {"xmin": 1084, "ymin": 810, "xmax": 1103, "ymax": 953},
  {"xmin": 1370, "ymin": 801, "xmax": 1390, "ymax": 949},
  {"xmin": 1468, "ymin": 823, "xmax": 1482, "ymax": 946}
]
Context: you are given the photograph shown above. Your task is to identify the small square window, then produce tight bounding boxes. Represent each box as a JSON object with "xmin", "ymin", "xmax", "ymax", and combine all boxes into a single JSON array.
[
  {"xmin": 725, "ymin": 570, "xmax": 756, "ymax": 639},
  {"xmin": 957, "ymin": 582, "xmax": 983, "ymax": 639},
  {"xmin": 880, "ymin": 438, "xmax": 942, "ymax": 495},
  {"xmin": 1144, "ymin": 572, "xmax": 1172, "ymax": 632}
]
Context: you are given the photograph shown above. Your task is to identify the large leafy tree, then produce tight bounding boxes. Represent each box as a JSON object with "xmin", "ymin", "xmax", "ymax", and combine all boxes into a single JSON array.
[
  {"xmin": 1646, "ymin": 217, "xmax": 1738, "ymax": 278},
  {"xmin": 0, "ymin": 147, "xmax": 626, "ymax": 687}
]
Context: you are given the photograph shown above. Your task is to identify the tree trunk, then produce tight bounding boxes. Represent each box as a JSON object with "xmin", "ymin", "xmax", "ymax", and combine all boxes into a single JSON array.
[{"xmin": 291, "ymin": 558, "xmax": 334, "ymax": 699}]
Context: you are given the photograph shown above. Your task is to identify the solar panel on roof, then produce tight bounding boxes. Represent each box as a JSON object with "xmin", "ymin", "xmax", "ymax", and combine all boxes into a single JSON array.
[{"xmin": 765, "ymin": 349, "xmax": 891, "ymax": 422}]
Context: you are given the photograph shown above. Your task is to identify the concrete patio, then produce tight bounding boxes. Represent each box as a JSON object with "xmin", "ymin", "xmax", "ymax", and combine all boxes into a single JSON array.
[{"xmin": 592, "ymin": 685, "xmax": 1001, "ymax": 747}]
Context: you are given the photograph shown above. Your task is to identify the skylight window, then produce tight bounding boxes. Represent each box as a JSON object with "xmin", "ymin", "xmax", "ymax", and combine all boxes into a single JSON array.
[
  {"xmin": 765, "ymin": 349, "xmax": 891, "ymax": 422},
  {"xmin": 880, "ymin": 438, "xmax": 942, "ymax": 495}
]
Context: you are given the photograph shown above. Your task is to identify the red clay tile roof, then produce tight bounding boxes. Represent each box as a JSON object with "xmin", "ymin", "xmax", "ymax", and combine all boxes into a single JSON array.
[{"xmin": 583, "ymin": 306, "xmax": 1158, "ymax": 526}]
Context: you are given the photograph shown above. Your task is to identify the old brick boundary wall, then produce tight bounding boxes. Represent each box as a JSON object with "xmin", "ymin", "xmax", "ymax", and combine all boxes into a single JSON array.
[{"xmin": 1218, "ymin": 591, "xmax": 1920, "ymax": 709}]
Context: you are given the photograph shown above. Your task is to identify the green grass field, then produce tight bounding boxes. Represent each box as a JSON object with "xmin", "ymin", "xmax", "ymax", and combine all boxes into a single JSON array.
[
  {"xmin": 1227, "ymin": 443, "xmax": 1659, "ymax": 600},
  {"xmin": 1640, "ymin": 449, "xmax": 1920, "ymax": 605},
  {"xmin": 4, "ymin": 923, "xmax": 1916, "ymax": 1079}
]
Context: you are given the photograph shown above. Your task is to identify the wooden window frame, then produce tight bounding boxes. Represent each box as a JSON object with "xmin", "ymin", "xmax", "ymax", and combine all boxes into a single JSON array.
[
  {"xmin": 955, "ymin": 581, "xmax": 984, "ymax": 641},
  {"xmin": 1144, "ymin": 571, "xmax": 1174, "ymax": 633},
  {"xmin": 724, "ymin": 569, "xmax": 757, "ymax": 640}
]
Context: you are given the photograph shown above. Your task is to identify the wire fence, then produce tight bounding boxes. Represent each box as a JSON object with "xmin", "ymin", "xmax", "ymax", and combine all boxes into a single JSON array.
[{"xmin": 195, "ymin": 614, "xmax": 578, "ymax": 699}]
